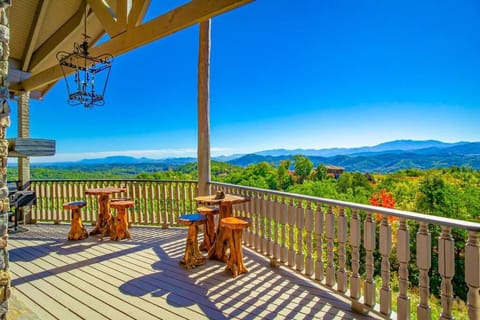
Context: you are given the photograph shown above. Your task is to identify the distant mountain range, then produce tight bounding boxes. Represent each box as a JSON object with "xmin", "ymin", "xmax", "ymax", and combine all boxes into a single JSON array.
[
  {"xmin": 228, "ymin": 140, "xmax": 480, "ymax": 172},
  {"xmin": 32, "ymin": 140, "xmax": 480, "ymax": 173},
  {"xmin": 76, "ymin": 156, "xmax": 197, "ymax": 166},
  {"xmin": 253, "ymin": 140, "xmax": 468, "ymax": 157}
]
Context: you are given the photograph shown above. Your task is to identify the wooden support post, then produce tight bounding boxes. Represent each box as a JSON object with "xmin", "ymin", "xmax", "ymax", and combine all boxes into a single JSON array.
[
  {"xmin": 197, "ymin": 20, "xmax": 211, "ymax": 196},
  {"xmin": 17, "ymin": 91, "xmax": 31, "ymax": 224}
]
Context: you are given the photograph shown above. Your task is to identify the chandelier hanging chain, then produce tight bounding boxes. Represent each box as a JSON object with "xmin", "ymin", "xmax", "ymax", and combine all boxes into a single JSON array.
[{"xmin": 56, "ymin": 0, "xmax": 113, "ymax": 108}]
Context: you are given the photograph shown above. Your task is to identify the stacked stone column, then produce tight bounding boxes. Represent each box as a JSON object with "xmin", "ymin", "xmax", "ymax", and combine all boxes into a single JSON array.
[{"xmin": 0, "ymin": 2, "xmax": 11, "ymax": 319}]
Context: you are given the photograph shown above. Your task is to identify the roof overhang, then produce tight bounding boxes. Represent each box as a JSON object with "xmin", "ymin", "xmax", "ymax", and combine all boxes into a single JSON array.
[{"xmin": 8, "ymin": 0, "xmax": 253, "ymax": 100}]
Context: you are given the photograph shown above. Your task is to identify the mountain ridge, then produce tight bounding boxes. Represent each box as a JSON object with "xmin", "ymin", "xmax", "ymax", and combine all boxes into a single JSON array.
[
  {"xmin": 29, "ymin": 140, "xmax": 480, "ymax": 173},
  {"xmin": 228, "ymin": 142, "xmax": 480, "ymax": 172}
]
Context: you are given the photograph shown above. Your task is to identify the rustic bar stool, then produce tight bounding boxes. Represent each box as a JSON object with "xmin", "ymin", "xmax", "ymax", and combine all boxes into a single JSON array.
[
  {"xmin": 220, "ymin": 216, "xmax": 252, "ymax": 277},
  {"xmin": 63, "ymin": 201, "xmax": 88, "ymax": 241},
  {"xmin": 197, "ymin": 206, "xmax": 220, "ymax": 251},
  {"xmin": 110, "ymin": 200, "xmax": 134, "ymax": 240},
  {"xmin": 179, "ymin": 213, "xmax": 207, "ymax": 269}
]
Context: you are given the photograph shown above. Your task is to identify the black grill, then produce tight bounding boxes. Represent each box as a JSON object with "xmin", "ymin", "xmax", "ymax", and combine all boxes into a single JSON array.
[
  {"xmin": 9, "ymin": 190, "xmax": 37, "ymax": 208},
  {"xmin": 7, "ymin": 182, "xmax": 36, "ymax": 232}
]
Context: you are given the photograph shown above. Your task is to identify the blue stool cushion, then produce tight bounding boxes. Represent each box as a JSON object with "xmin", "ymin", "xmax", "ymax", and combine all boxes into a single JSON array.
[
  {"xmin": 179, "ymin": 213, "xmax": 207, "ymax": 222},
  {"xmin": 65, "ymin": 201, "xmax": 87, "ymax": 207}
]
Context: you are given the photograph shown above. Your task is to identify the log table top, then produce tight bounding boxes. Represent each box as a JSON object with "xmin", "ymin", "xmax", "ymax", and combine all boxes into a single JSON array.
[
  {"xmin": 194, "ymin": 194, "xmax": 249, "ymax": 206},
  {"xmin": 85, "ymin": 187, "xmax": 127, "ymax": 195}
]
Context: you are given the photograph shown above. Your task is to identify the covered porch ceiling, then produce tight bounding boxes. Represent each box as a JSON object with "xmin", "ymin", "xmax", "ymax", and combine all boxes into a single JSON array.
[{"xmin": 8, "ymin": 0, "xmax": 253, "ymax": 100}]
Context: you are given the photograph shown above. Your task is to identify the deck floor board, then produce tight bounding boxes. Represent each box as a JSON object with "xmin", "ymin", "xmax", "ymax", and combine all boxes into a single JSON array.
[{"xmin": 8, "ymin": 224, "xmax": 378, "ymax": 320}]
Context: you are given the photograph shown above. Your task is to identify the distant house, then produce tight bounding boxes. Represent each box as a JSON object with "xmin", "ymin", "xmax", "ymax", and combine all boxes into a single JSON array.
[
  {"xmin": 365, "ymin": 172, "xmax": 375, "ymax": 183},
  {"xmin": 326, "ymin": 165, "xmax": 344, "ymax": 179}
]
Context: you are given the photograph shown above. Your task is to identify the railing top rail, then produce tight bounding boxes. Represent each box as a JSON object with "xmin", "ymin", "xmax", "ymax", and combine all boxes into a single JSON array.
[
  {"xmin": 210, "ymin": 181, "xmax": 480, "ymax": 232},
  {"xmin": 30, "ymin": 179, "xmax": 198, "ymax": 183}
]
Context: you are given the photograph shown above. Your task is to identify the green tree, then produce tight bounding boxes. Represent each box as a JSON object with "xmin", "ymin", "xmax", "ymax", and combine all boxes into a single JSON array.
[
  {"xmin": 313, "ymin": 164, "xmax": 328, "ymax": 181},
  {"xmin": 277, "ymin": 160, "xmax": 293, "ymax": 190},
  {"xmin": 416, "ymin": 174, "xmax": 453, "ymax": 217},
  {"xmin": 293, "ymin": 155, "xmax": 313, "ymax": 184}
]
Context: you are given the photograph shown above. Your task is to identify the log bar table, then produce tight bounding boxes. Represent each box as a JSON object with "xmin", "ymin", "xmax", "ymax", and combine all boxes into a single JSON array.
[
  {"xmin": 85, "ymin": 187, "xmax": 127, "ymax": 237},
  {"xmin": 194, "ymin": 193, "xmax": 250, "ymax": 262}
]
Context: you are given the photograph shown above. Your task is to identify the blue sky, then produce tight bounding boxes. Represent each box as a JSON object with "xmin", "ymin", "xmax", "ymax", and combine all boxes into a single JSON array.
[{"xmin": 8, "ymin": 0, "xmax": 480, "ymax": 163}]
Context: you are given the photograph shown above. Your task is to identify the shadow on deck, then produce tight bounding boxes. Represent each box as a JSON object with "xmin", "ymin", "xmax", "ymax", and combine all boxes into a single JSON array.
[{"xmin": 7, "ymin": 224, "xmax": 378, "ymax": 320}]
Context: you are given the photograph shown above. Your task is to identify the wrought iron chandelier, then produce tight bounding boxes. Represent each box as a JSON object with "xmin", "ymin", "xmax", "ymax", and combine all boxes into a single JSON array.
[{"xmin": 56, "ymin": 2, "xmax": 113, "ymax": 108}]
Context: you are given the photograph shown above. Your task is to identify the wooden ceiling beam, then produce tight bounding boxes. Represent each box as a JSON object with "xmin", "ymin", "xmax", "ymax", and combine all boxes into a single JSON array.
[
  {"xmin": 87, "ymin": 0, "xmax": 126, "ymax": 38},
  {"xmin": 13, "ymin": 0, "xmax": 254, "ymax": 92},
  {"xmin": 127, "ymin": 0, "xmax": 151, "ymax": 30},
  {"xmin": 28, "ymin": 2, "xmax": 85, "ymax": 74},
  {"xmin": 22, "ymin": 0, "xmax": 51, "ymax": 71},
  {"xmin": 92, "ymin": 0, "xmax": 254, "ymax": 59},
  {"xmin": 116, "ymin": 0, "xmax": 128, "ymax": 30}
]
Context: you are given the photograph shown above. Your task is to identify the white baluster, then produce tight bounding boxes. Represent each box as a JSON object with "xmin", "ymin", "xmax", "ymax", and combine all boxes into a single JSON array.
[
  {"xmin": 416, "ymin": 222, "xmax": 431, "ymax": 319},
  {"xmin": 296, "ymin": 200, "xmax": 305, "ymax": 271},
  {"xmin": 271, "ymin": 196, "xmax": 280, "ymax": 266},
  {"xmin": 336, "ymin": 207, "xmax": 347, "ymax": 293},
  {"xmin": 326, "ymin": 205, "xmax": 336, "ymax": 288},
  {"xmin": 350, "ymin": 209, "xmax": 361, "ymax": 309},
  {"xmin": 363, "ymin": 211, "xmax": 376, "ymax": 308},
  {"xmin": 397, "ymin": 218, "xmax": 410, "ymax": 320},
  {"xmin": 305, "ymin": 202, "xmax": 314, "ymax": 276},
  {"xmin": 288, "ymin": 199, "xmax": 296, "ymax": 268},
  {"xmin": 266, "ymin": 194, "xmax": 273, "ymax": 257},
  {"xmin": 315, "ymin": 204, "xmax": 324, "ymax": 281},
  {"xmin": 280, "ymin": 198, "xmax": 288, "ymax": 264},
  {"xmin": 380, "ymin": 215, "xmax": 392, "ymax": 316},
  {"xmin": 466, "ymin": 231, "xmax": 480, "ymax": 320},
  {"xmin": 254, "ymin": 193, "xmax": 260, "ymax": 250},
  {"xmin": 439, "ymin": 226, "xmax": 454, "ymax": 320}
]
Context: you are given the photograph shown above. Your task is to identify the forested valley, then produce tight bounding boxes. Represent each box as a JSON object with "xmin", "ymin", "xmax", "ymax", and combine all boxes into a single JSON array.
[{"xmin": 8, "ymin": 157, "xmax": 480, "ymax": 222}]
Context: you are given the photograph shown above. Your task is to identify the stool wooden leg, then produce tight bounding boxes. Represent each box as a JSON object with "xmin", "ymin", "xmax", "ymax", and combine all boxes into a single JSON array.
[
  {"xmin": 112, "ymin": 208, "xmax": 130, "ymax": 240},
  {"xmin": 180, "ymin": 222, "xmax": 206, "ymax": 269},
  {"xmin": 199, "ymin": 215, "xmax": 215, "ymax": 251},
  {"xmin": 90, "ymin": 194, "xmax": 111, "ymax": 236},
  {"xmin": 68, "ymin": 208, "xmax": 88, "ymax": 241},
  {"xmin": 208, "ymin": 225, "xmax": 230, "ymax": 262},
  {"xmin": 225, "ymin": 229, "xmax": 248, "ymax": 277}
]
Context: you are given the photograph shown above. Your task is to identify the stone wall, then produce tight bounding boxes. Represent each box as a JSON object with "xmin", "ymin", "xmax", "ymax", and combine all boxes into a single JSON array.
[{"xmin": 0, "ymin": 2, "xmax": 11, "ymax": 319}]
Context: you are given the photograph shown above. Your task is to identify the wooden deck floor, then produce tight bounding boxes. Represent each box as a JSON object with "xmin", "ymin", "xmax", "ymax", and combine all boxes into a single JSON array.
[{"xmin": 7, "ymin": 224, "xmax": 378, "ymax": 320}]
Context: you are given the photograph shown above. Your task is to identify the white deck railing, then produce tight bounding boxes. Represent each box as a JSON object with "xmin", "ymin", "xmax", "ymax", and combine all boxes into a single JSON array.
[
  {"xmin": 26, "ymin": 179, "xmax": 480, "ymax": 319},
  {"xmin": 209, "ymin": 181, "xmax": 480, "ymax": 320},
  {"xmin": 29, "ymin": 179, "xmax": 198, "ymax": 227}
]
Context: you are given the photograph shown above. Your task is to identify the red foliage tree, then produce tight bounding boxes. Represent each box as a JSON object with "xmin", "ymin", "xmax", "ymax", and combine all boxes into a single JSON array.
[{"xmin": 369, "ymin": 189, "xmax": 397, "ymax": 222}]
